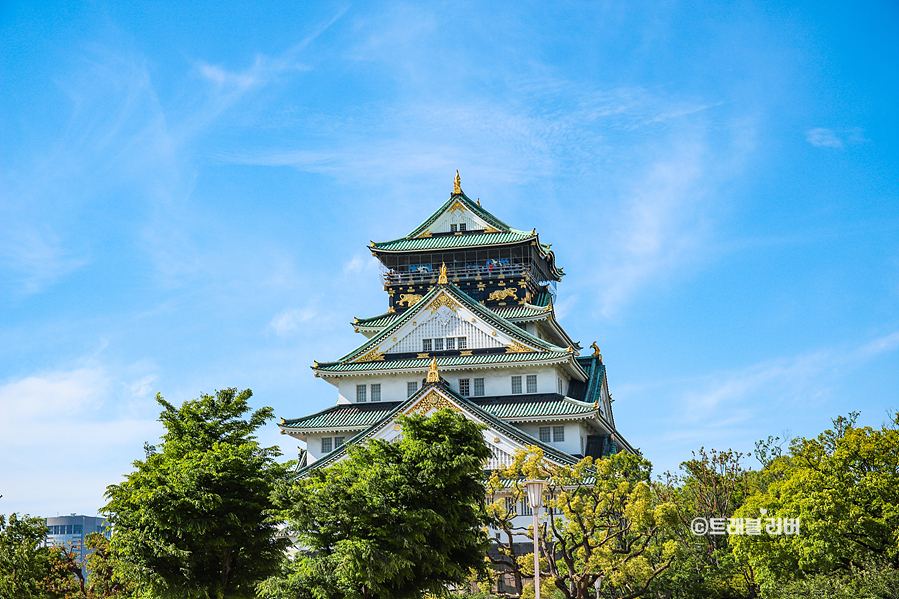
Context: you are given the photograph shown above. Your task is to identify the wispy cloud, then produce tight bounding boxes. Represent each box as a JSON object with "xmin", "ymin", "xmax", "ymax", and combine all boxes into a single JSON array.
[
  {"xmin": 0, "ymin": 226, "xmax": 89, "ymax": 294},
  {"xmin": 805, "ymin": 127, "xmax": 869, "ymax": 149},
  {"xmin": 269, "ymin": 307, "xmax": 318, "ymax": 337}
]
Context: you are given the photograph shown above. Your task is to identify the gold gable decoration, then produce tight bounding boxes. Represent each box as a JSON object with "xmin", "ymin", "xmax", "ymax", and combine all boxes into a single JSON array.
[
  {"xmin": 453, "ymin": 170, "xmax": 462, "ymax": 194},
  {"xmin": 353, "ymin": 346, "xmax": 385, "ymax": 363},
  {"xmin": 505, "ymin": 340, "xmax": 535, "ymax": 354},
  {"xmin": 428, "ymin": 293, "xmax": 458, "ymax": 313},
  {"xmin": 405, "ymin": 389, "xmax": 456, "ymax": 415}
]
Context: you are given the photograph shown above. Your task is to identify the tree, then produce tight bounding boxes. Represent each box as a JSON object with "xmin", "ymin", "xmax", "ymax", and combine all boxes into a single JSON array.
[
  {"xmin": 653, "ymin": 448, "xmax": 758, "ymax": 598},
  {"xmin": 0, "ymin": 512, "xmax": 71, "ymax": 599},
  {"xmin": 272, "ymin": 408, "xmax": 493, "ymax": 599},
  {"xmin": 103, "ymin": 388, "xmax": 289, "ymax": 599},
  {"xmin": 732, "ymin": 412, "xmax": 899, "ymax": 590},
  {"xmin": 493, "ymin": 448, "xmax": 679, "ymax": 599}
]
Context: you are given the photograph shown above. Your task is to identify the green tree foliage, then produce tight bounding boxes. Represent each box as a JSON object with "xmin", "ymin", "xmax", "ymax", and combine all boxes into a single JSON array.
[
  {"xmin": 270, "ymin": 408, "xmax": 493, "ymax": 599},
  {"xmin": 733, "ymin": 411, "xmax": 899, "ymax": 590},
  {"xmin": 103, "ymin": 388, "xmax": 288, "ymax": 599},
  {"xmin": 653, "ymin": 448, "xmax": 758, "ymax": 598},
  {"xmin": 490, "ymin": 448, "xmax": 679, "ymax": 599},
  {"xmin": 0, "ymin": 513, "xmax": 69, "ymax": 599}
]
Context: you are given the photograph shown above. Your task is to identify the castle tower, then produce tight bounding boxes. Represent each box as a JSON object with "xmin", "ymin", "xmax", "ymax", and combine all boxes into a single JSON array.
[{"xmin": 279, "ymin": 173, "xmax": 633, "ymax": 471}]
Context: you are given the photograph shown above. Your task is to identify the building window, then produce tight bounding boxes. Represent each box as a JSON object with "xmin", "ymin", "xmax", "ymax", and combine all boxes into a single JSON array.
[
  {"xmin": 371, "ymin": 384, "xmax": 381, "ymax": 402},
  {"xmin": 434, "ymin": 338, "xmax": 444, "ymax": 351},
  {"xmin": 458, "ymin": 337, "xmax": 467, "ymax": 349},
  {"xmin": 519, "ymin": 499, "xmax": 533, "ymax": 516},
  {"xmin": 539, "ymin": 427, "xmax": 551, "ymax": 442},
  {"xmin": 511, "ymin": 376, "xmax": 522, "ymax": 394},
  {"xmin": 459, "ymin": 379, "xmax": 470, "ymax": 396},
  {"xmin": 73, "ymin": 525, "xmax": 82, "ymax": 535},
  {"xmin": 322, "ymin": 437, "xmax": 333, "ymax": 453},
  {"xmin": 335, "ymin": 437, "xmax": 345, "ymax": 448},
  {"xmin": 446, "ymin": 337, "xmax": 456, "ymax": 350},
  {"xmin": 356, "ymin": 385, "xmax": 366, "ymax": 403},
  {"xmin": 474, "ymin": 378, "xmax": 485, "ymax": 396},
  {"xmin": 407, "ymin": 381, "xmax": 418, "ymax": 396},
  {"xmin": 422, "ymin": 338, "xmax": 432, "ymax": 351},
  {"xmin": 553, "ymin": 426, "xmax": 565, "ymax": 442},
  {"xmin": 527, "ymin": 374, "xmax": 537, "ymax": 394},
  {"xmin": 450, "ymin": 223, "xmax": 458, "ymax": 232},
  {"xmin": 459, "ymin": 223, "xmax": 467, "ymax": 231},
  {"xmin": 505, "ymin": 497, "xmax": 516, "ymax": 515},
  {"xmin": 558, "ymin": 377, "xmax": 564, "ymax": 395}
]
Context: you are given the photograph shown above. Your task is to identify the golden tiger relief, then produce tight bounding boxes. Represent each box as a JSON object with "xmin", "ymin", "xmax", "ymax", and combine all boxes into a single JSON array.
[
  {"xmin": 398, "ymin": 293, "xmax": 424, "ymax": 307},
  {"xmin": 487, "ymin": 288, "xmax": 518, "ymax": 301}
]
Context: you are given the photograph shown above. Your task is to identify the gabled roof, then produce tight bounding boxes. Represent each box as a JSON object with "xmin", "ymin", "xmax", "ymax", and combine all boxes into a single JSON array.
[
  {"xmin": 353, "ymin": 296, "xmax": 552, "ymax": 333},
  {"xmin": 292, "ymin": 380, "xmax": 584, "ymax": 475},
  {"xmin": 282, "ymin": 402, "xmax": 402, "ymax": 432},
  {"xmin": 371, "ymin": 230, "xmax": 543, "ymax": 253},
  {"xmin": 316, "ymin": 282, "xmax": 585, "ymax": 378},
  {"xmin": 407, "ymin": 192, "xmax": 512, "ymax": 239}
]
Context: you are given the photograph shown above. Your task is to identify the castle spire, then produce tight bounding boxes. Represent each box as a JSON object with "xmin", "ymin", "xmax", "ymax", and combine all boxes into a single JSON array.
[
  {"xmin": 426, "ymin": 357, "xmax": 440, "ymax": 382},
  {"xmin": 438, "ymin": 262, "xmax": 448, "ymax": 284},
  {"xmin": 453, "ymin": 170, "xmax": 462, "ymax": 195}
]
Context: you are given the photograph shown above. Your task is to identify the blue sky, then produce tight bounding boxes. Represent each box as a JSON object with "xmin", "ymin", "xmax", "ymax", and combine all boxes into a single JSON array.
[{"xmin": 1, "ymin": 0, "xmax": 897, "ymax": 517}]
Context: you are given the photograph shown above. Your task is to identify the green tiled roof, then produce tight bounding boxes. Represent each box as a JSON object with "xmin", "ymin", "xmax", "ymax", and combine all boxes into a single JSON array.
[
  {"xmin": 355, "ymin": 302, "xmax": 551, "ymax": 330},
  {"xmin": 282, "ymin": 402, "xmax": 401, "ymax": 430},
  {"xmin": 320, "ymin": 283, "xmax": 573, "ymax": 369},
  {"xmin": 371, "ymin": 230, "xmax": 541, "ymax": 252},
  {"xmin": 295, "ymin": 381, "xmax": 583, "ymax": 474},
  {"xmin": 354, "ymin": 312, "xmax": 397, "ymax": 328},
  {"xmin": 316, "ymin": 351, "xmax": 571, "ymax": 372},
  {"xmin": 472, "ymin": 395, "xmax": 598, "ymax": 420},
  {"xmin": 406, "ymin": 193, "xmax": 513, "ymax": 239}
]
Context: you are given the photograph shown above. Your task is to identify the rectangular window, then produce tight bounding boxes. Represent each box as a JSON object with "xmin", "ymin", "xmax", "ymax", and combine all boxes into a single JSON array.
[
  {"xmin": 474, "ymin": 378, "xmax": 485, "ymax": 396},
  {"xmin": 511, "ymin": 376, "xmax": 522, "ymax": 394},
  {"xmin": 526, "ymin": 374, "xmax": 537, "ymax": 394},
  {"xmin": 459, "ymin": 379, "xmax": 470, "ymax": 396},
  {"xmin": 356, "ymin": 384, "xmax": 366, "ymax": 403},
  {"xmin": 553, "ymin": 426, "xmax": 565, "ymax": 442},
  {"xmin": 335, "ymin": 437, "xmax": 345, "ymax": 448},
  {"xmin": 458, "ymin": 337, "xmax": 467, "ymax": 349},
  {"xmin": 539, "ymin": 427, "xmax": 551, "ymax": 442},
  {"xmin": 445, "ymin": 337, "xmax": 455, "ymax": 350},
  {"xmin": 450, "ymin": 224, "xmax": 458, "ymax": 232},
  {"xmin": 73, "ymin": 525, "xmax": 82, "ymax": 535},
  {"xmin": 434, "ymin": 338, "xmax": 444, "ymax": 351},
  {"xmin": 407, "ymin": 381, "xmax": 418, "ymax": 396},
  {"xmin": 422, "ymin": 338, "xmax": 432, "ymax": 351},
  {"xmin": 519, "ymin": 499, "xmax": 533, "ymax": 516},
  {"xmin": 505, "ymin": 497, "xmax": 516, "ymax": 515},
  {"xmin": 558, "ymin": 378, "xmax": 563, "ymax": 395},
  {"xmin": 321, "ymin": 437, "xmax": 332, "ymax": 453},
  {"xmin": 371, "ymin": 384, "xmax": 381, "ymax": 402},
  {"xmin": 459, "ymin": 223, "xmax": 467, "ymax": 231}
]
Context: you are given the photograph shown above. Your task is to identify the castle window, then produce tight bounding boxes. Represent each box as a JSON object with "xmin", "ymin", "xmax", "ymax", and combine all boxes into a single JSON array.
[
  {"xmin": 539, "ymin": 427, "xmax": 551, "ymax": 442},
  {"xmin": 322, "ymin": 437, "xmax": 333, "ymax": 453},
  {"xmin": 450, "ymin": 224, "xmax": 458, "ymax": 232},
  {"xmin": 458, "ymin": 337, "xmax": 467, "ymax": 349},
  {"xmin": 371, "ymin": 384, "xmax": 381, "ymax": 402},
  {"xmin": 459, "ymin": 223, "xmax": 467, "ymax": 231},
  {"xmin": 445, "ymin": 337, "xmax": 456, "ymax": 350},
  {"xmin": 519, "ymin": 499, "xmax": 533, "ymax": 516},
  {"xmin": 335, "ymin": 437, "xmax": 345, "ymax": 448},
  {"xmin": 459, "ymin": 379, "xmax": 470, "ymax": 396},
  {"xmin": 407, "ymin": 381, "xmax": 418, "ymax": 396},
  {"xmin": 474, "ymin": 378, "xmax": 484, "ymax": 396},
  {"xmin": 356, "ymin": 385, "xmax": 367, "ymax": 403},
  {"xmin": 527, "ymin": 375, "xmax": 537, "ymax": 394},
  {"xmin": 558, "ymin": 377, "xmax": 563, "ymax": 395},
  {"xmin": 422, "ymin": 339, "xmax": 432, "ymax": 351},
  {"xmin": 553, "ymin": 426, "xmax": 565, "ymax": 442},
  {"xmin": 511, "ymin": 376, "xmax": 522, "ymax": 394},
  {"xmin": 434, "ymin": 338, "xmax": 444, "ymax": 351}
]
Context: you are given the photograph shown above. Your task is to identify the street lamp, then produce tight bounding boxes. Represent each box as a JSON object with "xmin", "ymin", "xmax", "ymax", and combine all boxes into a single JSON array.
[{"xmin": 522, "ymin": 479, "xmax": 546, "ymax": 599}]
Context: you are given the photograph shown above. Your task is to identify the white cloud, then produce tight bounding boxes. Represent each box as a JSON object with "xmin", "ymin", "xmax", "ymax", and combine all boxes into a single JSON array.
[
  {"xmin": 806, "ymin": 128, "xmax": 843, "ymax": 148},
  {"xmin": 269, "ymin": 307, "xmax": 318, "ymax": 336},
  {"xmin": 0, "ymin": 226, "xmax": 88, "ymax": 294}
]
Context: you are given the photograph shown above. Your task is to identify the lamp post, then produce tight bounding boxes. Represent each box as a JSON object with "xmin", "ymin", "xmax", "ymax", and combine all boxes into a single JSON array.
[{"xmin": 523, "ymin": 479, "xmax": 546, "ymax": 599}]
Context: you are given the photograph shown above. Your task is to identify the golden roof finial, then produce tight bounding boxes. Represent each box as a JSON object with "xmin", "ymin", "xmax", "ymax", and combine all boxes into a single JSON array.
[
  {"xmin": 438, "ymin": 262, "xmax": 448, "ymax": 284},
  {"xmin": 477, "ymin": 198, "xmax": 481, "ymax": 206},
  {"xmin": 453, "ymin": 170, "xmax": 462, "ymax": 194},
  {"xmin": 426, "ymin": 357, "xmax": 440, "ymax": 383},
  {"xmin": 590, "ymin": 342, "xmax": 602, "ymax": 359}
]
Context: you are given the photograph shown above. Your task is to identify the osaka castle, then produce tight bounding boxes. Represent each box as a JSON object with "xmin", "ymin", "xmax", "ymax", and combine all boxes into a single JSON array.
[{"xmin": 279, "ymin": 172, "xmax": 634, "ymax": 473}]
